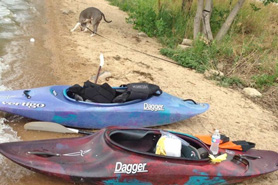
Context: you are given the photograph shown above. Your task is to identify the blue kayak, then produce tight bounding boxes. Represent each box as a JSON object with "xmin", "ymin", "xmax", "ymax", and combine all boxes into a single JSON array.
[{"xmin": 0, "ymin": 85, "xmax": 209, "ymax": 128}]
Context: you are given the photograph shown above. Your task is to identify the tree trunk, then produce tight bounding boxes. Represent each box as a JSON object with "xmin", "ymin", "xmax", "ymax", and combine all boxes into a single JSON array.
[
  {"xmin": 182, "ymin": 0, "xmax": 186, "ymax": 11},
  {"xmin": 187, "ymin": 0, "xmax": 193, "ymax": 12},
  {"xmin": 183, "ymin": 0, "xmax": 194, "ymax": 39},
  {"xmin": 193, "ymin": 0, "xmax": 204, "ymax": 39},
  {"xmin": 158, "ymin": 0, "xmax": 161, "ymax": 11},
  {"xmin": 182, "ymin": 0, "xmax": 193, "ymax": 13},
  {"xmin": 202, "ymin": 0, "xmax": 213, "ymax": 40},
  {"xmin": 215, "ymin": 0, "xmax": 246, "ymax": 41}
]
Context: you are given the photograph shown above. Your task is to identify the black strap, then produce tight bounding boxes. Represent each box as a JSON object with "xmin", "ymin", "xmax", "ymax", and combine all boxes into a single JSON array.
[
  {"xmin": 183, "ymin": 99, "xmax": 197, "ymax": 104},
  {"xmin": 220, "ymin": 134, "xmax": 230, "ymax": 143},
  {"xmin": 233, "ymin": 141, "xmax": 256, "ymax": 152}
]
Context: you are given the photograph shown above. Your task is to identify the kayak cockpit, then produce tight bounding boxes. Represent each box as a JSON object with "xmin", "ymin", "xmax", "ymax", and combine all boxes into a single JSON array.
[
  {"xmin": 63, "ymin": 88, "xmax": 143, "ymax": 106},
  {"xmin": 62, "ymin": 82, "xmax": 163, "ymax": 106},
  {"xmin": 106, "ymin": 129, "xmax": 211, "ymax": 160}
]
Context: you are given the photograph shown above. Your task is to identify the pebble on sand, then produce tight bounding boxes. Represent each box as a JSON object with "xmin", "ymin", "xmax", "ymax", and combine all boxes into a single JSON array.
[{"xmin": 30, "ymin": 38, "xmax": 35, "ymax": 42}]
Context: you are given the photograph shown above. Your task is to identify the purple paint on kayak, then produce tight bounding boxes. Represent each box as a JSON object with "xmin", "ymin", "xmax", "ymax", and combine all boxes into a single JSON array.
[{"xmin": 0, "ymin": 85, "xmax": 209, "ymax": 128}]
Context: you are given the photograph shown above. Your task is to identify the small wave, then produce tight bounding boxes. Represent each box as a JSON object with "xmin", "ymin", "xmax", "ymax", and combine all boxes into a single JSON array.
[
  {"xmin": 0, "ymin": 4, "xmax": 12, "ymax": 18},
  {"xmin": 0, "ymin": 118, "xmax": 20, "ymax": 149},
  {"xmin": 0, "ymin": 18, "xmax": 13, "ymax": 24},
  {"xmin": 0, "ymin": 119, "xmax": 31, "ymax": 185},
  {"xmin": 0, "ymin": 0, "xmax": 37, "ymax": 39},
  {"xmin": 0, "ymin": 58, "xmax": 9, "ymax": 91},
  {"xmin": 0, "ymin": 1, "xmax": 40, "ymax": 183},
  {"xmin": 0, "ymin": 58, "xmax": 9, "ymax": 72}
]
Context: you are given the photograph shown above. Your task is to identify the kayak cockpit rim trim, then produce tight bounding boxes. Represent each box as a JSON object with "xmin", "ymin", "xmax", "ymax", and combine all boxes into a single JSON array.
[
  {"xmin": 104, "ymin": 127, "xmax": 212, "ymax": 162},
  {"xmin": 62, "ymin": 87, "xmax": 145, "ymax": 106}
]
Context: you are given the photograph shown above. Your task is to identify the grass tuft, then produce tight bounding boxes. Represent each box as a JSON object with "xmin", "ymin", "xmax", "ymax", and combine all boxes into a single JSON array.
[{"xmin": 107, "ymin": 0, "xmax": 278, "ymax": 89}]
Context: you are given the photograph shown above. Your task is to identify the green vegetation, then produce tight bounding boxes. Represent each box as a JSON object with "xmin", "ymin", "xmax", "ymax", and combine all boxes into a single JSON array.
[
  {"xmin": 107, "ymin": 0, "xmax": 278, "ymax": 90},
  {"xmin": 216, "ymin": 76, "xmax": 245, "ymax": 88},
  {"xmin": 160, "ymin": 39, "xmax": 232, "ymax": 73},
  {"xmin": 252, "ymin": 73, "xmax": 278, "ymax": 89},
  {"xmin": 109, "ymin": 0, "xmax": 189, "ymax": 47}
]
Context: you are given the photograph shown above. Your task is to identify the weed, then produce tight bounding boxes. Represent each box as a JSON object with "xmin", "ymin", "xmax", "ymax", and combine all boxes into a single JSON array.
[
  {"xmin": 161, "ymin": 39, "xmax": 223, "ymax": 73},
  {"xmin": 108, "ymin": 0, "xmax": 278, "ymax": 90},
  {"xmin": 216, "ymin": 76, "xmax": 245, "ymax": 88},
  {"xmin": 252, "ymin": 74, "xmax": 278, "ymax": 89}
]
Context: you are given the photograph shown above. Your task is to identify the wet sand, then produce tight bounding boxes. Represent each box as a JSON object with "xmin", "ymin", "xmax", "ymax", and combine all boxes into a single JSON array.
[{"xmin": 1, "ymin": 0, "xmax": 278, "ymax": 184}]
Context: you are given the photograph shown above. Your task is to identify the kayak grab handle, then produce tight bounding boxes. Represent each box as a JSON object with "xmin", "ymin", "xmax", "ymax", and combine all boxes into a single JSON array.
[
  {"xmin": 27, "ymin": 151, "xmax": 60, "ymax": 157},
  {"xmin": 183, "ymin": 99, "xmax": 197, "ymax": 104},
  {"xmin": 239, "ymin": 154, "xmax": 261, "ymax": 160},
  {"xmin": 23, "ymin": 90, "xmax": 31, "ymax": 99}
]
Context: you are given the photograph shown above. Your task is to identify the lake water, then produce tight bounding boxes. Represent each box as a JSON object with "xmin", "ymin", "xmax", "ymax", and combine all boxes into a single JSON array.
[
  {"xmin": 0, "ymin": 0, "xmax": 58, "ymax": 184},
  {"xmin": 0, "ymin": 0, "xmax": 35, "ymax": 148}
]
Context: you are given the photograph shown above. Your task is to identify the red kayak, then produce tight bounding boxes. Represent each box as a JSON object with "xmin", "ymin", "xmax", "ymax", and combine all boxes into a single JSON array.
[{"xmin": 0, "ymin": 127, "xmax": 278, "ymax": 184}]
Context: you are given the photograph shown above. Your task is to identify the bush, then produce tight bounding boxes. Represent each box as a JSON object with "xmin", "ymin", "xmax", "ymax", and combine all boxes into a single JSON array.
[
  {"xmin": 108, "ymin": 0, "xmax": 188, "ymax": 47},
  {"xmin": 108, "ymin": 0, "xmax": 278, "ymax": 90}
]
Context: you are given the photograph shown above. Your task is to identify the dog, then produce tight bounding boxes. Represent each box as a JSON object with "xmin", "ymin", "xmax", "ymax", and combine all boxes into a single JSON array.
[{"xmin": 71, "ymin": 7, "xmax": 112, "ymax": 36}]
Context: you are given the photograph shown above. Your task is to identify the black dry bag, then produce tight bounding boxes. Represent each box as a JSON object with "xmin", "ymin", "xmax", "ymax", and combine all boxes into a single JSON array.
[{"xmin": 113, "ymin": 83, "xmax": 162, "ymax": 103}]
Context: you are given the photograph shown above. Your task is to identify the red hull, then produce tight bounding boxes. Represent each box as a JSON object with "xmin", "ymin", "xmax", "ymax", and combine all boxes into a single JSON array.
[{"xmin": 0, "ymin": 127, "xmax": 278, "ymax": 184}]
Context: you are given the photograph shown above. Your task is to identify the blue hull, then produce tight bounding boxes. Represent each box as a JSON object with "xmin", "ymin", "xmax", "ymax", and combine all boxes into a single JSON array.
[{"xmin": 0, "ymin": 86, "xmax": 209, "ymax": 128}]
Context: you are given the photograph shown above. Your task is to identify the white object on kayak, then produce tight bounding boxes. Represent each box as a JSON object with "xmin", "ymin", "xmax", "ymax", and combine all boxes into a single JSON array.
[
  {"xmin": 156, "ymin": 135, "xmax": 182, "ymax": 157},
  {"xmin": 100, "ymin": 53, "xmax": 104, "ymax": 67},
  {"xmin": 95, "ymin": 53, "xmax": 105, "ymax": 83}
]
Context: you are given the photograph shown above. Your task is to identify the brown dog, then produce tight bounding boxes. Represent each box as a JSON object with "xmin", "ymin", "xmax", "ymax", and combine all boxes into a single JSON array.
[{"xmin": 71, "ymin": 7, "xmax": 112, "ymax": 36}]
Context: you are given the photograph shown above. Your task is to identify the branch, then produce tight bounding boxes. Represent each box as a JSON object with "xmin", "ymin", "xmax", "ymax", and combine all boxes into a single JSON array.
[
  {"xmin": 215, "ymin": 0, "xmax": 246, "ymax": 41},
  {"xmin": 202, "ymin": 0, "xmax": 213, "ymax": 40},
  {"xmin": 194, "ymin": 0, "xmax": 204, "ymax": 39}
]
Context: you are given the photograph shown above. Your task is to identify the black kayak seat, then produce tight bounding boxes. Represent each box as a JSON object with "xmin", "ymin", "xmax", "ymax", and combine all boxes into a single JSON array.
[
  {"xmin": 110, "ymin": 130, "xmax": 159, "ymax": 153},
  {"xmin": 181, "ymin": 145, "xmax": 201, "ymax": 160}
]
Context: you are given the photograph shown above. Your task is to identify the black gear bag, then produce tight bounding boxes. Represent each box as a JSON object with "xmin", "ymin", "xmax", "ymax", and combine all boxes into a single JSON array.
[{"xmin": 113, "ymin": 83, "xmax": 162, "ymax": 103}]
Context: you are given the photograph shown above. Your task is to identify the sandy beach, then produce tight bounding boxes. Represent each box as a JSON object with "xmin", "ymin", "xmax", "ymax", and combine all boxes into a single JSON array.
[{"xmin": 1, "ymin": 0, "xmax": 278, "ymax": 184}]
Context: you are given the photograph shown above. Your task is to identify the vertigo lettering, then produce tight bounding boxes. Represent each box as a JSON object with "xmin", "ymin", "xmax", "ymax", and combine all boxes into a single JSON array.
[{"xmin": 2, "ymin": 101, "xmax": 45, "ymax": 109}]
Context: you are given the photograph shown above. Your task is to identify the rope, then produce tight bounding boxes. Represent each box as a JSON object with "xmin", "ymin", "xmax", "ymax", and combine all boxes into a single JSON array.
[{"xmin": 86, "ymin": 27, "xmax": 180, "ymax": 66}]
